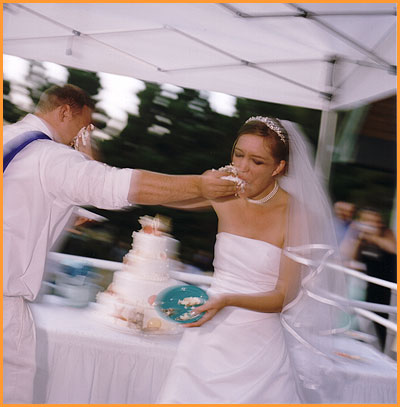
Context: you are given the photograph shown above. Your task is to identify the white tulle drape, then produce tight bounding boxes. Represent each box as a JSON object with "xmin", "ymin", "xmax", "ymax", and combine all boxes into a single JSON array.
[{"xmin": 276, "ymin": 120, "xmax": 352, "ymax": 402}]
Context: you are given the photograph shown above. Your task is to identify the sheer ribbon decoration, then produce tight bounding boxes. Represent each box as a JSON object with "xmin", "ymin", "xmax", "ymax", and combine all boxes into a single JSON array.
[{"xmin": 273, "ymin": 120, "xmax": 351, "ymax": 402}]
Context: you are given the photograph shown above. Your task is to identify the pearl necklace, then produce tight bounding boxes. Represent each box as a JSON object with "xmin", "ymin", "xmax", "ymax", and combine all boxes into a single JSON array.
[{"xmin": 247, "ymin": 181, "xmax": 279, "ymax": 205}]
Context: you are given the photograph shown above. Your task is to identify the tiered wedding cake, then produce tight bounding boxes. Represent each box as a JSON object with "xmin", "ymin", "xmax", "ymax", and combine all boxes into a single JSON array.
[{"xmin": 95, "ymin": 215, "xmax": 182, "ymax": 334}]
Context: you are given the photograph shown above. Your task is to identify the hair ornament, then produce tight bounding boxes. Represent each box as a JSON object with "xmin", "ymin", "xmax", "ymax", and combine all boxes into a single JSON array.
[{"xmin": 245, "ymin": 116, "xmax": 287, "ymax": 144}]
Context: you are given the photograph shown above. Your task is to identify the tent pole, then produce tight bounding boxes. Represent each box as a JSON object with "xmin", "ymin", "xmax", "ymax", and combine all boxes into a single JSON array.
[{"xmin": 315, "ymin": 110, "xmax": 338, "ymax": 184}]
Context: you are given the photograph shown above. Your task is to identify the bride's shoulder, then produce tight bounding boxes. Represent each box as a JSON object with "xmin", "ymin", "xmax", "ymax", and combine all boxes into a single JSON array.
[
  {"xmin": 212, "ymin": 195, "xmax": 241, "ymax": 210},
  {"xmin": 280, "ymin": 188, "xmax": 290, "ymax": 201},
  {"xmin": 275, "ymin": 188, "xmax": 290, "ymax": 209}
]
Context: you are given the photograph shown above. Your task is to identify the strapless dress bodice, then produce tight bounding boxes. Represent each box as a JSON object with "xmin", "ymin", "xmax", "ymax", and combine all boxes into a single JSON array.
[
  {"xmin": 211, "ymin": 232, "xmax": 282, "ymax": 295},
  {"xmin": 157, "ymin": 232, "xmax": 300, "ymax": 404}
]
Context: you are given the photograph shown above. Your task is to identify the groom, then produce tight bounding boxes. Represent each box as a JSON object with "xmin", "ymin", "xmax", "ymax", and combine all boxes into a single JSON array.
[{"xmin": 3, "ymin": 83, "xmax": 237, "ymax": 403}]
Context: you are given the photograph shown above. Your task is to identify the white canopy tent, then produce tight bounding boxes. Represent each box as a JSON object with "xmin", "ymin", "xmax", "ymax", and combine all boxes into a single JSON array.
[{"xmin": 3, "ymin": 2, "xmax": 397, "ymax": 179}]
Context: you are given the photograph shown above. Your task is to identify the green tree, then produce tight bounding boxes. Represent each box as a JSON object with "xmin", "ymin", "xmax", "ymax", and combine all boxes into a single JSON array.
[
  {"xmin": 67, "ymin": 68, "xmax": 101, "ymax": 98},
  {"xmin": 26, "ymin": 61, "xmax": 51, "ymax": 107},
  {"xmin": 3, "ymin": 79, "xmax": 28, "ymax": 124},
  {"xmin": 92, "ymin": 84, "xmax": 240, "ymax": 263},
  {"xmin": 67, "ymin": 67, "xmax": 109, "ymax": 131}
]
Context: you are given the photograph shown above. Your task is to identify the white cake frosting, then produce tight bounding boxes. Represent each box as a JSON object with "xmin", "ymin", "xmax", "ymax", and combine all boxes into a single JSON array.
[
  {"xmin": 122, "ymin": 230, "xmax": 179, "ymax": 281},
  {"xmin": 218, "ymin": 164, "xmax": 247, "ymax": 192},
  {"xmin": 95, "ymin": 215, "xmax": 182, "ymax": 334}
]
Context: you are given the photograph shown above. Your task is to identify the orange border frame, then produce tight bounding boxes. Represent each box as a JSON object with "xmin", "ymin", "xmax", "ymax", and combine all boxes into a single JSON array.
[{"xmin": 1, "ymin": 1, "xmax": 398, "ymax": 407}]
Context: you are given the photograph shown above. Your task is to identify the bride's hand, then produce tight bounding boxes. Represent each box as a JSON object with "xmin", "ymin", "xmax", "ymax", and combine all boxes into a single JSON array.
[{"xmin": 183, "ymin": 294, "xmax": 228, "ymax": 327}]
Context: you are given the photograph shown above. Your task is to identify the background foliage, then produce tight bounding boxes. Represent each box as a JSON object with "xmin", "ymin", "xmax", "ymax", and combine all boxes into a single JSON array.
[{"xmin": 4, "ymin": 61, "xmax": 396, "ymax": 269}]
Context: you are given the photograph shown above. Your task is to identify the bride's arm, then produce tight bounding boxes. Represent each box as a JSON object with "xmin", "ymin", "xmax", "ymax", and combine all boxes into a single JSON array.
[
  {"xmin": 224, "ymin": 289, "xmax": 285, "ymax": 312},
  {"xmin": 184, "ymin": 288, "xmax": 286, "ymax": 328},
  {"xmin": 184, "ymin": 256, "xmax": 298, "ymax": 328}
]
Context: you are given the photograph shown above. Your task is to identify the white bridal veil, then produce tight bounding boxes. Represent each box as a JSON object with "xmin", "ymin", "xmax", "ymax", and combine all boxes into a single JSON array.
[{"xmin": 276, "ymin": 120, "xmax": 351, "ymax": 402}]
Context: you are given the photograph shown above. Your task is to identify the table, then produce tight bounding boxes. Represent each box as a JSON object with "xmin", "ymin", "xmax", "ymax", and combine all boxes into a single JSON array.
[
  {"xmin": 31, "ymin": 299, "xmax": 180, "ymax": 404},
  {"xmin": 31, "ymin": 298, "xmax": 397, "ymax": 404},
  {"xmin": 290, "ymin": 334, "xmax": 397, "ymax": 403}
]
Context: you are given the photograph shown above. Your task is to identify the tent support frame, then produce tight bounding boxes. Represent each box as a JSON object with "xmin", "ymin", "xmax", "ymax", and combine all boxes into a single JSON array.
[{"xmin": 315, "ymin": 110, "xmax": 338, "ymax": 184}]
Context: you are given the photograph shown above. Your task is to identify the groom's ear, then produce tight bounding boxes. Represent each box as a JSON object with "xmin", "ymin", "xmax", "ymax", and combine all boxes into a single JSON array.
[
  {"xmin": 272, "ymin": 160, "xmax": 286, "ymax": 176},
  {"xmin": 58, "ymin": 104, "xmax": 73, "ymax": 122}
]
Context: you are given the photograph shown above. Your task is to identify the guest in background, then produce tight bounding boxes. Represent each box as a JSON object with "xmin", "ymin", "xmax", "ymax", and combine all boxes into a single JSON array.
[
  {"xmin": 341, "ymin": 208, "xmax": 397, "ymax": 351},
  {"xmin": 333, "ymin": 201, "xmax": 356, "ymax": 244},
  {"xmin": 334, "ymin": 201, "xmax": 364, "ymax": 330}
]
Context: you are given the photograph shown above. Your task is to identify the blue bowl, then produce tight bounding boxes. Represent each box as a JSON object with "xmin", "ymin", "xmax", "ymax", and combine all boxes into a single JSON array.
[{"xmin": 154, "ymin": 285, "xmax": 209, "ymax": 324}]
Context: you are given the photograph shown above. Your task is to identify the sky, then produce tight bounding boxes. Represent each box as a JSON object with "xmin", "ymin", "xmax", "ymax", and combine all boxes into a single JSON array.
[{"xmin": 3, "ymin": 54, "xmax": 237, "ymax": 135}]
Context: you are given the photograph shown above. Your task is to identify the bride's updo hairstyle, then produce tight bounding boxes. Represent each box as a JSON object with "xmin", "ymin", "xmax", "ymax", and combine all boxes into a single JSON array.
[{"xmin": 232, "ymin": 117, "xmax": 289, "ymax": 174}]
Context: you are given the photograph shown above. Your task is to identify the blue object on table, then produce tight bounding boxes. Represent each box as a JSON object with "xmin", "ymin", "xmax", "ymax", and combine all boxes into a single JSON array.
[
  {"xmin": 154, "ymin": 285, "xmax": 209, "ymax": 324},
  {"xmin": 61, "ymin": 261, "xmax": 93, "ymax": 277}
]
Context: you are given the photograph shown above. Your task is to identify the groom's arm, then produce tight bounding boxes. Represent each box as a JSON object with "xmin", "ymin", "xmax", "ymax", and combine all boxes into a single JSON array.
[
  {"xmin": 163, "ymin": 197, "xmax": 212, "ymax": 210},
  {"xmin": 128, "ymin": 169, "xmax": 236, "ymax": 205}
]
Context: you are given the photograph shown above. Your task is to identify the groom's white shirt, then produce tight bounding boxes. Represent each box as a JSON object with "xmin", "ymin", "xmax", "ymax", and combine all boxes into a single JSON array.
[
  {"xmin": 3, "ymin": 113, "xmax": 133, "ymax": 403},
  {"xmin": 4, "ymin": 113, "xmax": 132, "ymax": 300}
]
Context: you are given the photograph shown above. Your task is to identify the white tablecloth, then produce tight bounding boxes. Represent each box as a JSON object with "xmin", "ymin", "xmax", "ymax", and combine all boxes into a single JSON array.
[
  {"xmin": 293, "ymin": 335, "xmax": 397, "ymax": 403},
  {"xmin": 31, "ymin": 299, "xmax": 397, "ymax": 404},
  {"xmin": 31, "ymin": 300, "xmax": 180, "ymax": 404}
]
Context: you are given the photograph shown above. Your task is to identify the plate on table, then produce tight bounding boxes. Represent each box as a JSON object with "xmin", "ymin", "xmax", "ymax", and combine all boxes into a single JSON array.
[{"xmin": 154, "ymin": 285, "xmax": 208, "ymax": 324}]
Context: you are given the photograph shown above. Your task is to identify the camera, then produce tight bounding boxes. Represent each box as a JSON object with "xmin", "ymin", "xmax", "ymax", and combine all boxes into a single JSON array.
[{"xmin": 354, "ymin": 221, "xmax": 378, "ymax": 234}]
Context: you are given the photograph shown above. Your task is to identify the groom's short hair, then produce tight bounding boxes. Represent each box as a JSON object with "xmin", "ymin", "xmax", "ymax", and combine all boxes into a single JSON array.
[{"xmin": 36, "ymin": 84, "xmax": 95, "ymax": 114}]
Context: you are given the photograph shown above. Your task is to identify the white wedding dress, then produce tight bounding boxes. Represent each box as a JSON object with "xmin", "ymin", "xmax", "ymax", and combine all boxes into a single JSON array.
[{"xmin": 157, "ymin": 232, "xmax": 301, "ymax": 404}]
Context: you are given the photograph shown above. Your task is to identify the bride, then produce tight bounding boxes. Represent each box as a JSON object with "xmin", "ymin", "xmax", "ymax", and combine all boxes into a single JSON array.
[{"xmin": 157, "ymin": 117, "xmax": 346, "ymax": 404}]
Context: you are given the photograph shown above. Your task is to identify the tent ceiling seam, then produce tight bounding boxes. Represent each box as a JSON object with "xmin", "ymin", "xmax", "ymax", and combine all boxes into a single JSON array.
[
  {"xmin": 14, "ymin": 3, "xmax": 392, "ymax": 73},
  {"xmin": 3, "ymin": 32, "xmax": 331, "ymax": 99},
  {"xmin": 341, "ymin": 58, "xmax": 394, "ymax": 72},
  {"xmin": 13, "ymin": 4, "xmax": 74, "ymax": 33},
  {"xmin": 250, "ymin": 65, "xmax": 331, "ymax": 100},
  {"xmin": 218, "ymin": 3, "xmax": 396, "ymax": 18},
  {"xmin": 164, "ymin": 26, "xmax": 241, "ymax": 62},
  {"xmin": 84, "ymin": 36, "xmax": 161, "ymax": 70},
  {"xmin": 286, "ymin": 4, "xmax": 394, "ymax": 70},
  {"xmin": 4, "ymin": 31, "xmax": 390, "ymax": 75},
  {"xmin": 160, "ymin": 63, "xmax": 249, "ymax": 73},
  {"xmin": 220, "ymin": 3, "xmax": 394, "ymax": 70},
  {"xmin": 335, "ymin": 22, "xmax": 397, "ymax": 90},
  {"xmin": 8, "ymin": 5, "xmax": 163, "ymax": 71},
  {"xmin": 161, "ymin": 59, "xmax": 327, "ymax": 72},
  {"xmin": 160, "ymin": 26, "xmax": 330, "ymax": 99},
  {"xmin": 5, "ymin": 34, "xmax": 161, "ymax": 71},
  {"xmin": 5, "ymin": 3, "xmax": 395, "ymax": 110},
  {"xmin": 5, "ymin": 35, "xmax": 74, "ymax": 42},
  {"xmin": 160, "ymin": 62, "xmax": 329, "ymax": 99},
  {"xmin": 86, "ymin": 27, "xmax": 166, "ymax": 36},
  {"xmin": 309, "ymin": 19, "xmax": 392, "ymax": 70},
  {"xmin": 10, "ymin": 2, "xmax": 395, "ymax": 74}
]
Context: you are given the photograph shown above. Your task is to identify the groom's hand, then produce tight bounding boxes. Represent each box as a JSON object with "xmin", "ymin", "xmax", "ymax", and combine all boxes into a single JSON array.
[{"xmin": 200, "ymin": 170, "xmax": 237, "ymax": 200}]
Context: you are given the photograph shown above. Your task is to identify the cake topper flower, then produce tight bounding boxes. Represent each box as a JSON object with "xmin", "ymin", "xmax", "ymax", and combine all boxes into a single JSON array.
[{"xmin": 138, "ymin": 215, "xmax": 171, "ymax": 235}]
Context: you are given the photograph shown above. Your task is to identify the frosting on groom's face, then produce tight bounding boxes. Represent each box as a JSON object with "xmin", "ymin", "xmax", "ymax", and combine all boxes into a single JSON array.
[
  {"xmin": 67, "ymin": 105, "xmax": 93, "ymax": 144},
  {"xmin": 232, "ymin": 133, "xmax": 281, "ymax": 199}
]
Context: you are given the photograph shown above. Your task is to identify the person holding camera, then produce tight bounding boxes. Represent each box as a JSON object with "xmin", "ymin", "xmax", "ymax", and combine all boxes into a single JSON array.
[
  {"xmin": 333, "ymin": 201, "xmax": 356, "ymax": 243},
  {"xmin": 341, "ymin": 208, "xmax": 396, "ymax": 351}
]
